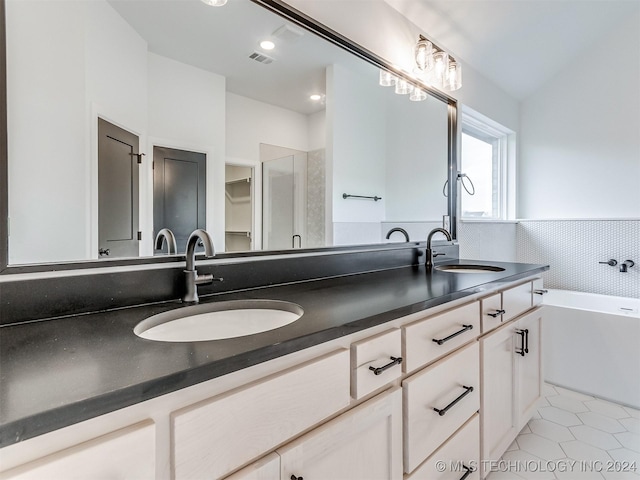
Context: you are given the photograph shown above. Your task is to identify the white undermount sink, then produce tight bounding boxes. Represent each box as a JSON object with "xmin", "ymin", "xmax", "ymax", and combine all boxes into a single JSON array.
[
  {"xmin": 134, "ymin": 299, "xmax": 304, "ymax": 342},
  {"xmin": 435, "ymin": 264, "xmax": 506, "ymax": 273}
]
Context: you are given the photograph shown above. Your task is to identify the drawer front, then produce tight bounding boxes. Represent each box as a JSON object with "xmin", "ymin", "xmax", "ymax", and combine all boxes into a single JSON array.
[
  {"xmin": 172, "ymin": 349, "xmax": 350, "ymax": 480},
  {"xmin": 403, "ymin": 302, "xmax": 479, "ymax": 373},
  {"xmin": 480, "ymin": 293, "xmax": 503, "ymax": 334},
  {"xmin": 502, "ymin": 282, "xmax": 533, "ymax": 322},
  {"xmin": 406, "ymin": 414, "xmax": 480, "ymax": 480},
  {"xmin": 532, "ymin": 278, "xmax": 546, "ymax": 307},
  {"xmin": 351, "ymin": 329, "xmax": 402, "ymax": 399},
  {"xmin": 403, "ymin": 342, "xmax": 480, "ymax": 474},
  {"xmin": 0, "ymin": 421, "xmax": 155, "ymax": 480}
]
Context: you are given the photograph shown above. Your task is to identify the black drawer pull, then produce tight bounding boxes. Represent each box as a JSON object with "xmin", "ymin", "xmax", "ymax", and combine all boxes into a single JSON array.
[
  {"xmin": 432, "ymin": 325, "xmax": 473, "ymax": 345},
  {"xmin": 433, "ymin": 385, "xmax": 474, "ymax": 416},
  {"xmin": 460, "ymin": 465, "xmax": 473, "ymax": 480},
  {"xmin": 533, "ymin": 289, "xmax": 548, "ymax": 295},
  {"xmin": 369, "ymin": 356, "xmax": 403, "ymax": 376},
  {"xmin": 487, "ymin": 309, "xmax": 505, "ymax": 318},
  {"xmin": 291, "ymin": 476, "xmax": 303, "ymax": 480}
]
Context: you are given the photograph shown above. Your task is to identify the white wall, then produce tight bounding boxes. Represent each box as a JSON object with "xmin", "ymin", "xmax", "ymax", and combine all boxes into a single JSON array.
[
  {"xmin": 519, "ymin": 10, "xmax": 640, "ymax": 219},
  {"xmin": 328, "ymin": 64, "xmax": 387, "ymax": 237},
  {"xmin": 6, "ymin": 0, "xmax": 147, "ymax": 264}
]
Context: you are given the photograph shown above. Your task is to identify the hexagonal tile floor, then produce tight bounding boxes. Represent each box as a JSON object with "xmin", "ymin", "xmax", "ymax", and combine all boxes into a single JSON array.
[{"xmin": 488, "ymin": 384, "xmax": 639, "ymax": 479}]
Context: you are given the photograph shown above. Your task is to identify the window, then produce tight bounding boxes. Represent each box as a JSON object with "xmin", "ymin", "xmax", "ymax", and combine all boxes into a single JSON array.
[{"xmin": 460, "ymin": 110, "xmax": 513, "ymax": 220}]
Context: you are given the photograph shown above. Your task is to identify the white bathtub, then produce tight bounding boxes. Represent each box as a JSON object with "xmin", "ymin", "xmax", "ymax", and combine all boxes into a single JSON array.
[{"xmin": 543, "ymin": 289, "xmax": 640, "ymax": 409}]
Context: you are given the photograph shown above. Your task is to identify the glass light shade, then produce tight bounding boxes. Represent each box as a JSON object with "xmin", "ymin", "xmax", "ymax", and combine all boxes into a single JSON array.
[
  {"xmin": 414, "ymin": 38, "xmax": 434, "ymax": 71},
  {"xmin": 409, "ymin": 87, "xmax": 427, "ymax": 102},
  {"xmin": 426, "ymin": 51, "xmax": 449, "ymax": 88},
  {"xmin": 379, "ymin": 70, "xmax": 396, "ymax": 87},
  {"xmin": 201, "ymin": 0, "xmax": 227, "ymax": 5},
  {"xmin": 444, "ymin": 61, "xmax": 462, "ymax": 91},
  {"xmin": 394, "ymin": 78, "xmax": 413, "ymax": 95}
]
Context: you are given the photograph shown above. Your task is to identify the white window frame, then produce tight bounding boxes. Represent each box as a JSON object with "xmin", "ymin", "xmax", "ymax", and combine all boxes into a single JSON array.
[{"xmin": 460, "ymin": 107, "xmax": 515, "ymax": 221}]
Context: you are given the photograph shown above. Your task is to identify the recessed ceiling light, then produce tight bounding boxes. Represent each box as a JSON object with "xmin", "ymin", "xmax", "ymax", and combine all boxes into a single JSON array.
[
  {"xmin": 260, "ymin": 40, "xmax": 275, "ymax": 51},
  {"xmin": 201, "ymin": 0, "xmax": 227, "ymax": 6},
  {"xmin": 309, "ymin": 94, "xmax": 322, "ymax": 101}
]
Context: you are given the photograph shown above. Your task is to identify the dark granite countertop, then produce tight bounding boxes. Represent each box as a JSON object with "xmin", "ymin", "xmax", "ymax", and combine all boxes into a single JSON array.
[{"xmin": 0, "ymin": 259, "xmax": 548, "ymax": 447}]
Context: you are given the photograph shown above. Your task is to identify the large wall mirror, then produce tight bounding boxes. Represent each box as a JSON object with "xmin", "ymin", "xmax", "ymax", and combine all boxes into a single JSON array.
[{"xmin": 1, "ymin": 0, "xmax": 456, "ymax": 271}]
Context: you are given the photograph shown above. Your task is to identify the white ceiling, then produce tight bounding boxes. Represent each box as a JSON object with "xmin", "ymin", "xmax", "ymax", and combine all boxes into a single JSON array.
[
  {"xmin": 385, "ymin": 0, "xmax": 640, "ymax": 100},
  {"xmin": 109, "ymin": 0, "xmax": 370, "ymax": 115}
]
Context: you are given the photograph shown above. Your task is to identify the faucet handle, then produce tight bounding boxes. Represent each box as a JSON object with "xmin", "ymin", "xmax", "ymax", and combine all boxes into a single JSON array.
[{"xmin": 599, "ymin": 259, "xmax": 618, "ymax": 266}]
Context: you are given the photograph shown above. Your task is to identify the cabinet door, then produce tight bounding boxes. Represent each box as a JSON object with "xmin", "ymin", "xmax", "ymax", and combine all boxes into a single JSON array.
[
  {"xmin": 515, "ymin": 309, "xmax": 543, "ymax": 430},
  {"xmin": 278, "ymin": 388, "xmax": 403, "ymax": 480},
  {"xmin": 480, "ymin": 322, "xmax": 517, "ymax": 478},
  {"xmin": 223, "ymin": 453, "xmax": 280, "ymax": 480}
]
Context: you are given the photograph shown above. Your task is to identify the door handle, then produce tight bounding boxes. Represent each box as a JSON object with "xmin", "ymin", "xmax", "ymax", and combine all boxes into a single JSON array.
[{"xmin": 516, "ymin": 329, "xmax": 526, "ymax": 356}]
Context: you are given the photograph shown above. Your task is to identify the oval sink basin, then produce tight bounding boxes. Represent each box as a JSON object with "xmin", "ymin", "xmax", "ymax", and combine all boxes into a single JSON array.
[
  {"xmin": 134, "ymin": 300, "xmax": 304, "ymax": 342},
  {"xmin": 435, "ymin": 264, "xmax": 506, "ymax": 273}
]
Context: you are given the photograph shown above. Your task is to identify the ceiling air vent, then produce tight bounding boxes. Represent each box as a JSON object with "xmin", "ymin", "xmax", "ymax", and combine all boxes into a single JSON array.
[{"xmin": 249, "ymin": 52, "xmax": 274, "ymax": 64}]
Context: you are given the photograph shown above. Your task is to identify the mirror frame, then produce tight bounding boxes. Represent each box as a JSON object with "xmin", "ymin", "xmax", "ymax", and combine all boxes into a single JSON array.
[{"xmin": 0, "ymin": 0, "xmax": 458, "ymax": 275}]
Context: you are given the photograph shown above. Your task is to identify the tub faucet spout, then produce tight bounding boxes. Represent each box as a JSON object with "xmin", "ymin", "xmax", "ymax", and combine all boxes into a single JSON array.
[{"xmin": 620, "ymin": 260, "xmax": 635, "ymax": 273}]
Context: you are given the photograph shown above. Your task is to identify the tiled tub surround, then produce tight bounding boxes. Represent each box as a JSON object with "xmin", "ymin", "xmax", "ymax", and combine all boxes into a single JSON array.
[
  {"xmin": 0, "ymin": 258, "xmax": 547, "ymax": 448},
  {"xmin": 490, "ymin": 384, "xmax": 640, "ymax": 480},
  {"xmin": 459, "ymin": 219, "xmax": 639, "ymax": 299}
]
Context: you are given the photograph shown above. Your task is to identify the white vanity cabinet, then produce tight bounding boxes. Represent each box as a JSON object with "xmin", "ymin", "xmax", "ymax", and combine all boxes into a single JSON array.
[
  {"xmin": 0, "ymin": 275, "xmax": 545, "ymax": 480},
  {"xmin": 480, "ymin": 304, "xmax": 543, "ymax": 478}
]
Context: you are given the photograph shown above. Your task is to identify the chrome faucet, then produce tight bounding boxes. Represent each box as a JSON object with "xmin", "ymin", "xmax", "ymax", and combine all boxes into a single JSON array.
[
  {"xmin": 183, "ymin": 229, "xmax": 221, "ymax": 303},
  {"xmin": 154, "ymin": 228, "xmax": 177, "ymax": 255},
  {"xmin": 385, "ymin": 227, "xmax": 410, "ymax": 242},
  {"xmin": 620, "ymin": 260, "xmax": 635, "ymax": 273},
  {"xmin": 426, "ymin": 227, "xmax": 452, "ymax": 270}
]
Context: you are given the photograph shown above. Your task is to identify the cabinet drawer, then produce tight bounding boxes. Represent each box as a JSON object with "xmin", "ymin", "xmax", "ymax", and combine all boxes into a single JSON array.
[
  {"xmin": 532, "ymin": 278, "xmax": 546, "ymax": 307},
  {"xmin": 0, "ymin": 421, "xmax": 155, "ymax": 480},
  {"xmin": 481, "ymin": 293, "xmax": 503, "ymax": 334},
  {"xmin": 351, "ymin": 329, "xmax": 402, "ymax": 399},
  {"xmin": 406, "ymin": 414, "xmax": 479, "ymax": 480},
  {"xmin": 403, "ymin": 302, "xmax": 479, "ymax": 373},
  {"xmin": 172, "ymin": 349, "xmax": 350, "ymax": 480},
  {"xmin": 403, "ymin": 342, "xmax": 480, "ymax": 474},
  {"xmin": 502, "ymin": 282, "xmax": 533, "ymax": 322}
]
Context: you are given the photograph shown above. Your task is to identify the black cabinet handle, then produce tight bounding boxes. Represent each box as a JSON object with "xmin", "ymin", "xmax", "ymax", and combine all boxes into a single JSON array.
[
  {"xmin": 533, "ymin": 289, "xmax": 548, "ymax": 295},
  {"xmin": 516, "ymin": 329, "xmax": 526, "ymax": 356},
  {"xmin": 432, "ymin": 325, "xmax": 473, "ymax": 345},
  {"xmin": 460, "ymin": 465, "xmax": 473, "ymax": 480},
  {"xmin": 291, "ymin": 476, "xmax": 303, "ymax": 480},
  {"xmin": 433, "ymin": 385, "xmax": 474, "ymax": 416},
  {"xmin": 524, "ymin": 328, "xmax": 529, "ymax": 354},
  {"xmin": 369, "ymin": 356, "xmax": 403, "ymax": 376},
  {"xmin": 487, "ymin": 309, "xmax": 505, "ymax": 318}
]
